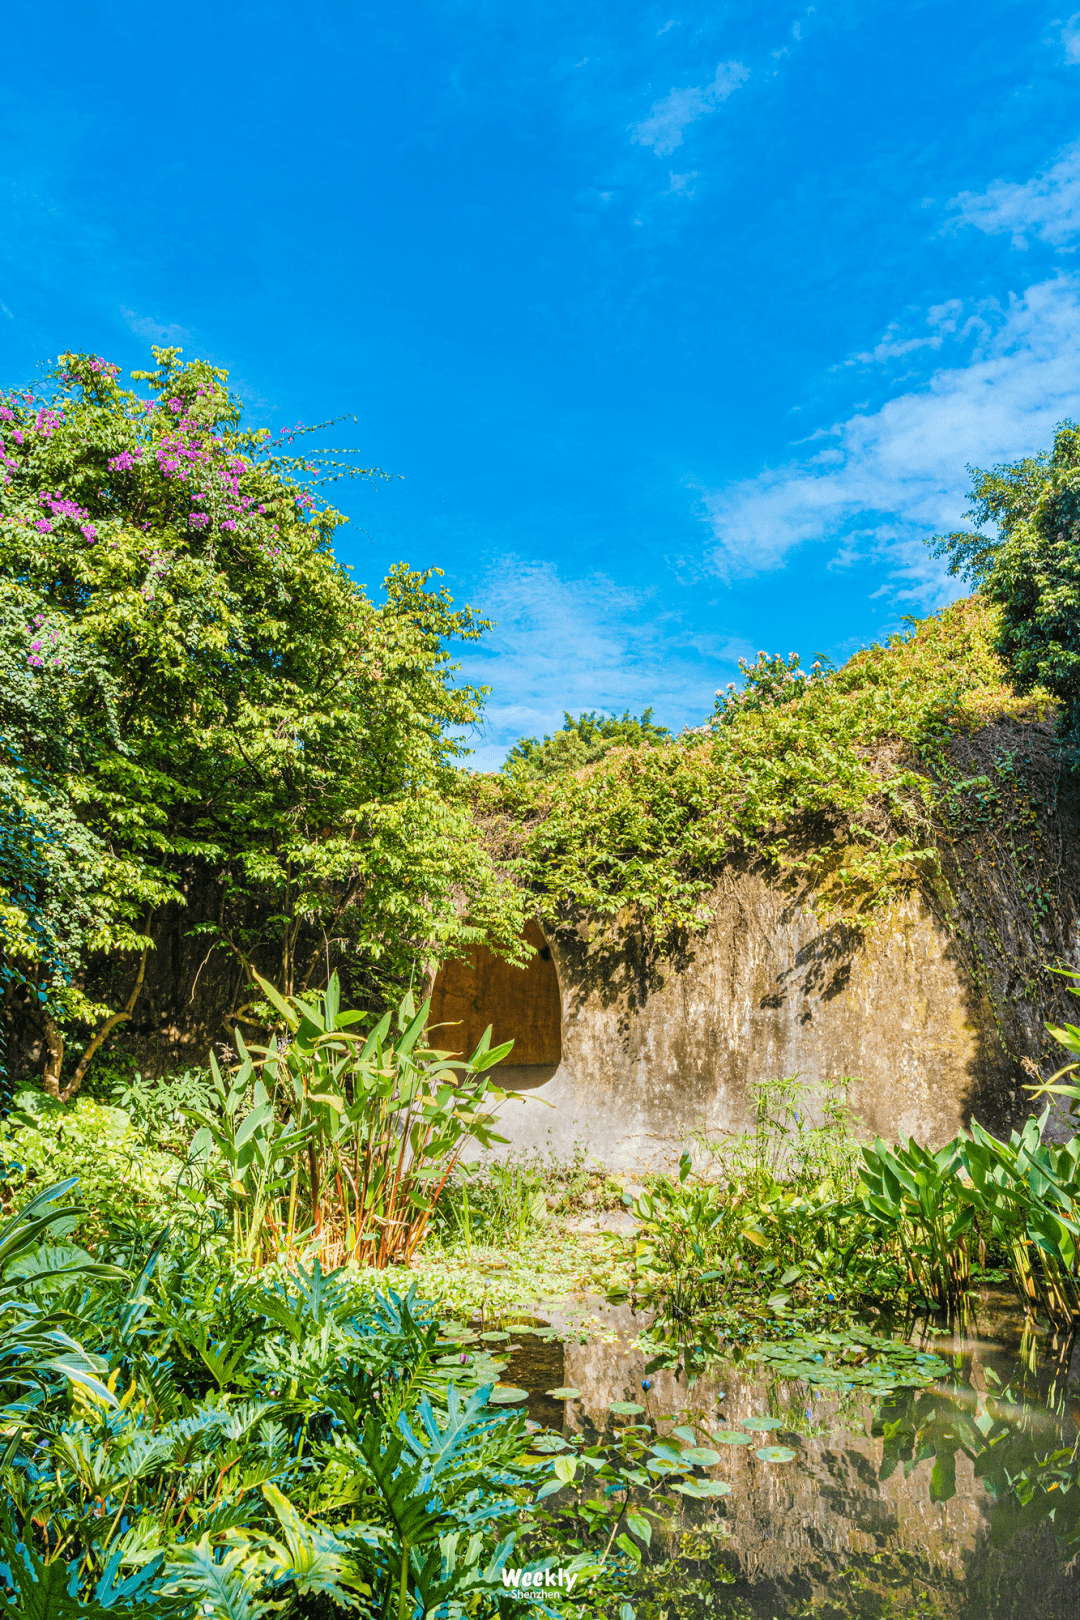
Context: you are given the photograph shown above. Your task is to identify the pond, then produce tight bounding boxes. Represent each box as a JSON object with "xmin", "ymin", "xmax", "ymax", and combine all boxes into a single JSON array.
[{"xmin": 494, "ymin": 1294, "xmax": 1080, "ymax": 1618}]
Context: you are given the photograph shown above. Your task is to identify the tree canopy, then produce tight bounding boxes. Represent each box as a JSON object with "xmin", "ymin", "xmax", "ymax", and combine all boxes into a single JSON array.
[
  {"xmin": 0, "ymin": 348, "xmax": 524, "ymax": 1096},
  {"xmin": 930, "ymin": 421, "xmax": 1080, "ymax": 734},
  {"xmin": 502, "ymin": 708, "xmax": 671, "ymax": 779}
]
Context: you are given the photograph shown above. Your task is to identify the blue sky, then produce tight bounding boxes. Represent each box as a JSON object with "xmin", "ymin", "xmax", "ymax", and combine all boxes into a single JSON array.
[{"xmin": 4, "ymin": 3, "xmax": 1080, "ymax": 766}]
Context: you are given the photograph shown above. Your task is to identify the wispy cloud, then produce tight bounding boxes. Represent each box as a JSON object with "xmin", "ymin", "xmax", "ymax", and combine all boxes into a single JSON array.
[
  {"xmin": 840, "ymin": 299, "xmax": 978, "ymax": 368},
  {"xmin": 456, "ymin": 556, "xmax": 752, "ymax": 769},
  {"xmin": 121, "ymin": 307, "xmax": 193, "ymax": 345},
  {"xmin": 667, "ymin": 170, "xmax": 698, "ymax": 196},
  {"xmin": 1061, "ymin": 13, "xmax": 1080, "ymax": 63},
  {"xmin": 697, "ymin": 276, "xmax": 1080, "ymax": 602},
  {"xmin": 945, "ymin": 139, "xmax": 1080, "ymax": 249},
  {"xmin": 631, "ymin": 61, "xmax": 749, "ymax": 156}
]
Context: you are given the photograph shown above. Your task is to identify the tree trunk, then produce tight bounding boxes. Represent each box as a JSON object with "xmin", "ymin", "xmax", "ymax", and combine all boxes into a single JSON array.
[{"xmin": 58, "ymin": 930, "xmax": 153, "ymax": 1103}]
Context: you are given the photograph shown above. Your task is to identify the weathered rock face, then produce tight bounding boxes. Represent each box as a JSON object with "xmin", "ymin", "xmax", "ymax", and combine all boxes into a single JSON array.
[
  {"xmin": 429, "ymin": 718, "xmax": 1080, "ymax": 1170},
  {"xmin": 446, "ymin": 877, "xmax": 1008, "ymax": 1170},
  {"xmin": 542, "ymin": 882, "xmax": 1008, "ymax": 1167}
]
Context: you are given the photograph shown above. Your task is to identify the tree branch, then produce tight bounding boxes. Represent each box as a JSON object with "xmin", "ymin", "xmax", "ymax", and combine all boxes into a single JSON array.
[{"xmin": 59, "ymin": 925, "xmax": 154, "ymax": 1103}]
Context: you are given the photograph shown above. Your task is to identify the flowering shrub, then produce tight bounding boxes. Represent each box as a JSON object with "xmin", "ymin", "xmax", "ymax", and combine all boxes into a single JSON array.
[{"xmin": 0, "ymin": 347, "xmax": 525, "ymax": 1098}]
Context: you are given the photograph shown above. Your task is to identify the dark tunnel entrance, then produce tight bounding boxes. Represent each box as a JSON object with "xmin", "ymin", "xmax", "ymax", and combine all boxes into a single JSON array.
[{"xmin": 428, "ymin": 921, "xmax": 561, "ymax": 1089}]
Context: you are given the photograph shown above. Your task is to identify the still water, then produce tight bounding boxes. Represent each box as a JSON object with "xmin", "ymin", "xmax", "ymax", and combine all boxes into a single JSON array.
[{"xmin": 499, "ymin": 1296, "xmax": 1080, "ymax": 1618}]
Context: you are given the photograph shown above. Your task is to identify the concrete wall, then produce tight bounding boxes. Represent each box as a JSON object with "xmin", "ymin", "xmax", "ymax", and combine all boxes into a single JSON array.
[{"xmin": 470, "ymin": 865, "xmax": 1031, "ymax": 1171}]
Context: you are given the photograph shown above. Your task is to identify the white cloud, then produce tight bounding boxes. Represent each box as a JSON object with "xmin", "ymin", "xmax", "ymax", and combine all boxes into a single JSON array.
[
  {"xmin": 667, "ymin": 170, "xmax": 698, "ymax": 196},
  {"xmin": 456, "ymin": 556, "xmax": 752, "ymax": 768},
  {"xmin": 631, "ymin": 61, "xmax": 749, "ymax": 156},
  {"xmin": 1062, "ymin": 13, "xmax": 1080, "ymax": 62},
  {"xmin": 697, "ymin": 276, "xmax": 1080, "ymax": 602},
  {"xmin": 945, "ymin": 139, "xmax": 1080, "ymax": 248},
  {"xmin": 121, "ymin": 307, "xmax": 193, "ymax": 345}
]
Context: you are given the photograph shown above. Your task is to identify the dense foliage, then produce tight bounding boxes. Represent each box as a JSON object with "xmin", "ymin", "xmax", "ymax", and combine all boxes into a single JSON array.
[
  {"xmin": 0, "ymin": 1006, "xmax": 1077, "ymax": 1615},
  {"xmin": 931, "ymin": 420, "xmax": 1080, "ymax": 736},
  {"xmin": 0, "ymin": 348, "xmax": 524, "ymax": 1097},
  {"xmin": 480, "ymin": 597, "xmax": 1047, "ymax": 946},
  {"xmin": 502, "ymin": 708, "xmax": 671, "ymax": 780}
]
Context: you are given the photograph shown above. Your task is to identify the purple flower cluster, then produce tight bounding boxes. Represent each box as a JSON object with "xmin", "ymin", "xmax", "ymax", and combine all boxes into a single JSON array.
[
  {"xmin": 7, "ymin": 356, "xmax": 308, "ymax": 593},
  {"xmin": 33, "ymin": 488, "xmax": 97, "ymax": 544},
  {"xmin": 108, "ymin": 450, "xmax": 144, "ymax": 472},
  {"xmin": 32, "ymin": 408, "xmax": 63, "ymax": 439},
  {"xmin": 26, "ymin": 615, "xmax": 62, "ymax": 670}
]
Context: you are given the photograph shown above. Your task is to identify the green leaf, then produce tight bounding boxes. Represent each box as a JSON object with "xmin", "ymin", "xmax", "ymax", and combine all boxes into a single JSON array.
[
  {"xmin": 615, "ymin": 1532, "xmax": 641, "ymax": 1569},
  {"xmin": 625, "ymin": 1511, "xmax": 652, "ymax": 1547}
]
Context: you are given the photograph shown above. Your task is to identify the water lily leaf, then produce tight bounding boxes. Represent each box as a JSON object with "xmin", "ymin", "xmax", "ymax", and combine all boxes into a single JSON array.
[
  {"xmin": 609, "ymin": 1400, "xmax": 645, "ymax": 1415},
  {"xmin": 546, "ymin": 1387, "xmax": 581, "ymax": 1400},
  {"xmin": 742, "ymin": 1416, "xmax": 783, "ymax": 1432},
  {"xmin": 713, "ymin": 1430, "xmax": 754, "ymax": 1445},
  {"xmin": 480, "ymin": 1330, "xmax": 509, "ymax": 1341},
  {"xmin": 489, "ymin": 1385, "xmax": 529, "ymax": 1404},
  {"xmin": 680, "ymin": 1446, "xmax": 721, "ymax": 1466},
  {"xmin": 755, "ymin": 1445, "xmax": 796, "ymax": 1463},
  {"xmin": 671, "ymin": 1477, "xmax": 732, "ymax": 1497}
]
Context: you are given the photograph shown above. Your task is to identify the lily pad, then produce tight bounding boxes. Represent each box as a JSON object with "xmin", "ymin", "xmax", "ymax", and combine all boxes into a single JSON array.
[
  {"xmin": 546, "ymin": 1387, "xmax": 582, "ymax": 1400},
  {"xmin": 671, "ymin": 1477, "xmax": 732, "ymax": 1497},
  {"xmin": 480, "ymin": 1330, "xmax": 509, "ymax": 1341},
  {"xmin": 680, "ymin": 1446, "xmax": 722, "ymax": 1467},
  {"xmin": 755, "ymin": 1445, "xmax": 797, "ymax": 1463},
  {"xmin": 742, "ymin": 1416, "xmax": 783, "ymax": 1432},
  {"xmin": 713, "ymin": 1430, "xmax": 754, "ymax": 1446},
  {"xmin": 609, "ymin": 1401, "xmax": 645, "ymax": 1415},
  {"xmin": 489, "ymin": 1385, "xmax": 529, "ymax": 1404}
]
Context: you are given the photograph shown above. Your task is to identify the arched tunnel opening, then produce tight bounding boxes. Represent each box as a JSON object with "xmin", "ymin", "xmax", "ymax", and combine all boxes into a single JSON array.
[{"xmin": 428, "ymin": 921, "xmax": 561, "ymax": 1090}]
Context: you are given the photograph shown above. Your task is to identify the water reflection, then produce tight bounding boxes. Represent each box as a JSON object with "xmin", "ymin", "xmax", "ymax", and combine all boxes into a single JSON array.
[{"xmin": 504, "ymin": 1300, "xmax": 1080, "ymax": 1618}]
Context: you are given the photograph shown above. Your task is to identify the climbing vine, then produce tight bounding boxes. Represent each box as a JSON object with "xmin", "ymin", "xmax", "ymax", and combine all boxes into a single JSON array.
[{"xmin": 477, "ymin": 597, "xmax": 1056, "ymax": 957}]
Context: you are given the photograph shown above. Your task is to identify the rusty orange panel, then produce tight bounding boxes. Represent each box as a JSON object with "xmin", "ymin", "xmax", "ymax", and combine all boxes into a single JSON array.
[{"xmin": 428, "ymin": 921, "xmax": 561, "ymax": 1066}]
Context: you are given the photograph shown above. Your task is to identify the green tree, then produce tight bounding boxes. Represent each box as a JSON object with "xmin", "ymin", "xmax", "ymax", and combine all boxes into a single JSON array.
[
  {"xmin": 929, "ymin": 421, "xmax": 1080, "ymax": 732},
  {"xmin": 503, "ymin": 707, "xmax": 671, "ymax": 779},
  {"xmin": 0, "ymin": 348, "xmax": 524, "ymax": 1098}
]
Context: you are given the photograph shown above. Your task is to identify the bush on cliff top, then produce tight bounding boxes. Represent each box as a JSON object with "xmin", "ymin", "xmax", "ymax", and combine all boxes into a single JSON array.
[{"xmin": 477, "ymin": 596, "xmax": 1051, "ymax": 945}]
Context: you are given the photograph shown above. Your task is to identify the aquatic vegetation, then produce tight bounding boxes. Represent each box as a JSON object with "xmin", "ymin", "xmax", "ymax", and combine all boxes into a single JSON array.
[
  {"xmin": 617, "ymin": 1078, "xmax": 893, "ymax": 1343},
  {"xmin": 861, "ymin": 1116, "xmax": 1080, "ymax": 1330},
  {"xmin": 859, "ymin": 1136, "xmax": 976, "ymax": 1316},
  {"xmin": 746, "ymin": 1330, "xmax": 949, "ymax": 1397}
]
